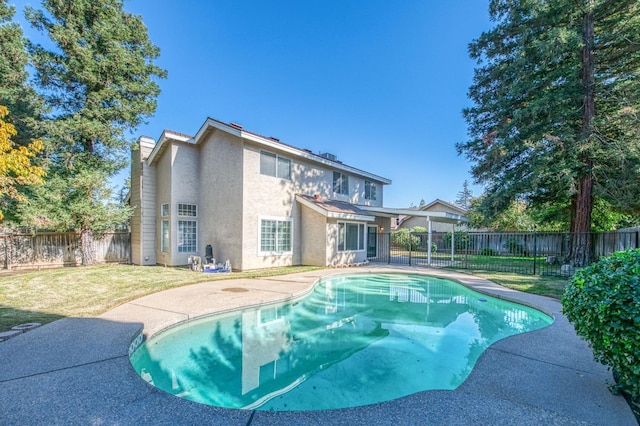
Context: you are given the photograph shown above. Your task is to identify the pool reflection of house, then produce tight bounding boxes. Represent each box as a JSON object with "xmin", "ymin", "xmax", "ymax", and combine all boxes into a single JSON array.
[{"xmin": 236, "ymin": 276, "xmax": 478, "ymax": 404}]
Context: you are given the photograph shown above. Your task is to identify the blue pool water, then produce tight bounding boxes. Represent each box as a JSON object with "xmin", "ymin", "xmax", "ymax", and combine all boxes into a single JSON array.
[{"xmin": 130, "ymin": 273, "xmax": 553, "ymax": 411}]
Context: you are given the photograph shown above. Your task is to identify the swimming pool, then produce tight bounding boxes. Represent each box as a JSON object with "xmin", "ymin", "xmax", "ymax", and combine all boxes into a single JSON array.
[{"xmin": 130, "ymin": 273, "xmax": 553, "ymax": 411}]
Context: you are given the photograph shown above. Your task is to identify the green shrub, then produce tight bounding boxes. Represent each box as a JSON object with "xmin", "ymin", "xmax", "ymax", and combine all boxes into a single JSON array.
[
  {"xmin": 479, "ymin": 247, "xmax": 496, "ymax": 256},
  {"xmin": 505, "ymin": 238, "xmax": 528, "ymax": 256},
  {"xmin": 562, "ymin": 249, "xmax": 640, "ymax": 400},
  {"xmin": 444, "ymin": 231, "xmax": 470, "ymax": 250},
  {"xmin": 391, "ymin": 228, "xmax": 437, "ymax": 252}
]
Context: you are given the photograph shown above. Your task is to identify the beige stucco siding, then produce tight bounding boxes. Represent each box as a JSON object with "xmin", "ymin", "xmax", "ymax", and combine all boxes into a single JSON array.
[
  {"xmin": 240, "ymin": 144, "xmax": 297, "ymax": 269},
  {"xmin": 154, "ymin": 143, "xmax": 173, "ymax": 265},
  {"xmin": 169, "ymin": 143, "xmax": 200, "ymax": 266},
  {"xmin": 198, "ymin": 130, "xmax": 244, "ymax": 269},
  {"xmin": 131, "ymin": 138, "xmax": 156, "ymax": 265},
  {"xmin": 300, "ymin": 205, "xmax": 328, "ymax": 266}
]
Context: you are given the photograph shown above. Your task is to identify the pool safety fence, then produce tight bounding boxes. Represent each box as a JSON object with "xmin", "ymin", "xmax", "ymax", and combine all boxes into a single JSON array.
[
  {"xmin": 369, "ymin": 230, "xmax": 640, "ymax": 277},
  {"xmin": 0, "ymin": 231, "xmax": 131, "ymax": 270}
]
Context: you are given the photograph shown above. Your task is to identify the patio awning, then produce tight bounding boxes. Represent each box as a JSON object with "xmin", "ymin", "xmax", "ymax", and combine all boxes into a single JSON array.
[
  {"xmin": 358, "ymin": 206, "xmax": 468, "ymax": 224},
  {"xmin": 296, "ymin": 194, "xmax": 376, "ymax": 222}
]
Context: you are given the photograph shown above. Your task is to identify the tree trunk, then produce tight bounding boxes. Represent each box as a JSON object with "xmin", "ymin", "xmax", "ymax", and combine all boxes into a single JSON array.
[
  {"xmin": 80, "ymin": 228, "xmax": 95, "ymax": 266},
  {"xmin": 570, "ymin": 3, "xmax": 596, "ymax": 268}
]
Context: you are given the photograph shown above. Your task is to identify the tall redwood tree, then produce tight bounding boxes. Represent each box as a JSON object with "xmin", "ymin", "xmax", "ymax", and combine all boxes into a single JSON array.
[{"xmin": 459, "ymin": 0, "xmax": 640, "ymax": 266}]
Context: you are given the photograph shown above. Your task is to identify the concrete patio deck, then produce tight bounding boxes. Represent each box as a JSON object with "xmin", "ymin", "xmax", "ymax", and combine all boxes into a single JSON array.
[{"xmin": 0, "ymin": 266, "xmax": 636, "ymax": 425}]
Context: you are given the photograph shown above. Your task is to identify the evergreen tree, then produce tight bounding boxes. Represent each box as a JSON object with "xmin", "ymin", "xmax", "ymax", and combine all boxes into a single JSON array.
[
  {"xmin": 455, "ymin": 180, "xmax": 473, "ymax": 209},
  {"xmin": 458, "ymin": 0, "xmax": 640, "ymax": 266},
  {"xmin": 21, "ymin": 0, "xmax": 166, "ymax": 264},
  {"xmin": 0, "ymin": 0, "xmax": 43, "ymax": 148}
]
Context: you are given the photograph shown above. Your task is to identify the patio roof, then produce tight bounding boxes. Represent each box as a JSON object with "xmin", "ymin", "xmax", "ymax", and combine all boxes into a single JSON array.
[
  {"xmin": 295, "ymin": 194, "xmax": 376, "ymax": 221},
  {"xmin": 358, "ymin": 206, "xmax": 468, "ymax": 224},
  {"xmin": 296, "ymin": 195, "xmax": 469, "ymax": 224}
]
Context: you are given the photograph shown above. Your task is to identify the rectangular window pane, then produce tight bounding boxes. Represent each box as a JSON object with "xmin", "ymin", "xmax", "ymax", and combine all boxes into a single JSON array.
[
  {"xmin": 338, "ymin": 222, "xmax": 345, "ymax": 251},
  {"xmin": 260, "ymin": 151, "xmax": 277, "ymax": 177},
  {"xmin": 365, "ymin": 181, "xmax": 377, "ymax": 200},
  {"xmin": 261, "ymin": 218, "xmax": 292, "ymax": 253},
  {"xmin": 261, "ymin": 151, "xmax": 291, "ymax": 180},
  {"xmin": 359, "ymin": 224, "xmax": 365, "ymax": 250},
  {"xmin": 333, "ymin": 172, "xmax": 349, "ymax": 195},
  {"xmin": 161, "ymin": 220, "xmax": 169, "ymax": 252},
  {"xmin": 178, "ymin": 204, "xmax": 197, "ymax": 217},
  {"xmin": 261, "ymin": 220, "xmax": 276, "ymax": 252},
  {"xmin": 277, "ymin": 220, "xmax": 292, "ymax": 252},
  {"xmin": 277, "ymin": 156, "xmax": 291, "ymax": 180},
  {"xmin": 161, "ymin": 204, "xmax": 169, "ymax": 217},
  {"xmin": 346, "ymin": 223, "xmax": 359, "ymax": 250},
  {"xmin": 178, "ymin": 220, "xmax": 197, "ymax": 253}
]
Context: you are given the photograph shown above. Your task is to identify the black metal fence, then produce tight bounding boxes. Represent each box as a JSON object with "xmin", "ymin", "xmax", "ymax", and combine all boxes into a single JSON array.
[{"xmin": 368, "ymin": 231, "xmax": 640, "ymax": 277}]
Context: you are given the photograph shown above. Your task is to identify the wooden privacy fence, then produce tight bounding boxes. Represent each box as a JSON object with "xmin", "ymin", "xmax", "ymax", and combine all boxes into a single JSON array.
[{"xmin": 1, "ymin": 231, "xmax": 131, "ymax": 270}]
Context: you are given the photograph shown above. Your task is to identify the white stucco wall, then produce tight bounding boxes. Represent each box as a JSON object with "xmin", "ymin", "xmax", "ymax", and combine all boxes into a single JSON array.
[
  {"xmin": 300, "ymin": 205, "xmax": 328, "ymax": 266},
  {"xmin": 197, "ymin": 130, "xmax": 244, "ymax": 270},
  {"xmin": 131, "ymin": 137, "xmax": 156, "ymax": 266}
]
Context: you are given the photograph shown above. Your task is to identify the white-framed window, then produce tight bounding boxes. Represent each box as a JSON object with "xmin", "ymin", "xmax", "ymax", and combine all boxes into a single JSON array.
[
  {"xmin": 259, "ymin": 217, "xmax": 293, "ymax": 254},
  {"xmin": 260, "ymin": 150, "xmax": 291, "ymax": 180},
  {"xmin": 177, "ymin": 203, "xmax": 197, "ymax": 217},
  {"xmin": 161, "ymin": 203, "xmax": 170, "ymax": 217},
  {"xmin": 365, "ymin": 181, "xmax": 377, "ymax": 200},
  {"xmin": 161, "ymin": 220, "xmax": 169, "ymax": 252},
  {"xmin": 333, "ymin": 171, "xmax": 349, "ymax": 195},
  {"xmin": 177, "ymin": 220, "xmax": 197, "ymax": 253},
  {"xmin": 337, "ymin": 222, "xmax": 365, "ymax": 252}
]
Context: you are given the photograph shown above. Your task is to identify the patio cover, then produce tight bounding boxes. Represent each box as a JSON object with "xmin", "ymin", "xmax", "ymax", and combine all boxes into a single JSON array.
[{"xmin": 295, "ymin": 194, "xmax": 376, "ymax": 221}]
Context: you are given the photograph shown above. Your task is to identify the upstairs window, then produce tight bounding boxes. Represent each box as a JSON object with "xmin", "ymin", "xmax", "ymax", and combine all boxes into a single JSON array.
[
  {"xmin": 260, "ymin": 151, "xmax": 291, "ymax": 180},
  {"xmin": 333, "ymin": 171, "xmax": 349, "ymax": 195},
  {"xmin": 365, "ymin": 181, "xmax": 377, "ymax": 200},
  {"xmin": 161, "ymin": 203, "xmax": 170, "ymax": 216},
  {"xmin": 177, "ymin": 203, "xmax": 197, "ymax": 217}
]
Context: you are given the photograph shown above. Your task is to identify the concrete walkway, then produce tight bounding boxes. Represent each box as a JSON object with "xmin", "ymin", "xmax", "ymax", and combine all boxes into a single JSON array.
[{"xmin": 0, "ymin": 266, "xmax": 635, "ymax": 425}]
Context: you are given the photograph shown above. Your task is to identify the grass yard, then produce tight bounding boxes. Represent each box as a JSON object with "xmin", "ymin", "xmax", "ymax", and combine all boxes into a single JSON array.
[
  {"xmin": 0, "ymin": 264, "xmax": 321, "ymax": 333},
  {"xmin": 0, "ymin": 263, "xmax": 569, "ymax": 334}
]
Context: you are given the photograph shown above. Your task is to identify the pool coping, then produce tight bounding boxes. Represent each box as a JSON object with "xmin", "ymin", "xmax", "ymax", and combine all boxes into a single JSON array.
[{"xmin": 0, "ymin": 265, "xmax": 636, "ymax": 425}]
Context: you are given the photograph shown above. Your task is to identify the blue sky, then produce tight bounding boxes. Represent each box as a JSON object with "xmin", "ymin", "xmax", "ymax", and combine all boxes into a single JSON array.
[{"xmin": 13, "ymin": 0, "xmax": 493, "ymax": 208}]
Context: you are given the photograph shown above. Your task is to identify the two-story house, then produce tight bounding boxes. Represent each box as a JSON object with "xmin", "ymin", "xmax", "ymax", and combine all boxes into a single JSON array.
[{"xmin": 130, "ymin": 117, "xmax": 396, "ymax": 270}]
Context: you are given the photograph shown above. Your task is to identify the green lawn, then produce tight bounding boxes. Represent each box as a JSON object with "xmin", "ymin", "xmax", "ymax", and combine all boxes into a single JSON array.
[
  {"xmin": 0, "ymin": 263, "xmax": 569, "ymax": 333},
  {"xmin": 0, "ymin": 264, "xmax": 321, "ymax": 333}
]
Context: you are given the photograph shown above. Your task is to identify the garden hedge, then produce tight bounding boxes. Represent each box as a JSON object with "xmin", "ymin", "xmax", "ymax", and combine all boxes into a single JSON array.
[{"xmin": 562, "ymin": 249, "xmax": 640, "ymax": 401}]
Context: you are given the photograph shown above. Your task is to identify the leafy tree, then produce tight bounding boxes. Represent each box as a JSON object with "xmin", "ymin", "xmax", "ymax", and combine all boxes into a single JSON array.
[
  {"xmin": 21, "ymin": 0, "xmax": 167, "ymax": 264},
  {"xmin": 458, "ymin": 0, "xmax": 640, "ymax": 266},
  {"xmin": 0, "ymin": 0, "xmax": 43, "ymax": 148},
  {"xmin": 455, "ymin": 180, "xmax": 473, "ymax": 209},
  {"xmin": 468, "ymin": 196, "xmax": 536, "ymax": 231},
  {"xmin": 0, "ymin": 105, "xmax": 45, "ymax": 220}
]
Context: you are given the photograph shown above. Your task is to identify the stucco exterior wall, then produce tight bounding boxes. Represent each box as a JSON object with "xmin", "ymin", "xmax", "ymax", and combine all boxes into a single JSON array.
[
  {"xmin": 169, "ymin": 143, "xmax": 200, "ymax": 266},
  {"xmin": 300, "ymin": 205, "xmax": 328, "ymax": 266},
  {"xmin": 154, "ymin": 143, "xmax": 173, "ymax": 266},
  {"xmin": 240, "ymin": 143, "xmax": 297, "ymax": 270},
  {"xmin": 131, "ymin": 137, "xmax": 156, "ymax": 266},
  {"xmin": 198, "ymin": 130, "xmax": 244, "ymax": 270}
]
